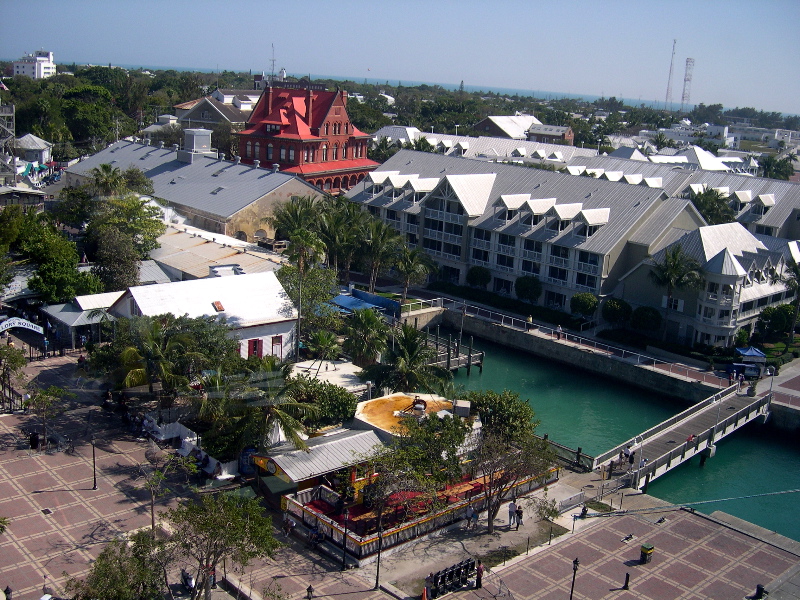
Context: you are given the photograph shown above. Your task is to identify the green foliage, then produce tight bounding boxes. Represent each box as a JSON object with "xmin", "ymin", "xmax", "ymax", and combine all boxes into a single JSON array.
[
  {"xmin": 648, "ymin": 245, "xmax": 702, "ymax": 340},
  {"xmin": 760, "ymin": 154, "xmax": 796, "ymax": 180},
  {"xmin": 91, "ymin": 227, "xmax": 140, "ymax": 291},
  {"xmin": 123, "ymin": 166, "xmax": 155, "ymax": 195},
  {"xmin": 631, "ymin": 306, "xmax": 663, "ymax": 332},
  {"xmin": 361, "ymin": 219, "xmax": 402, "ymax": 293},
  {"xmin": 461, "ymin": 389, "xmax": 539, "ymax": 442},
  {"xmin": 515, "ymin": 275, "xmax": 542, "ymax": 303},
  {"xmin": 0, "ymin": 204, "xmax": 24, "ymax": 249},
  {"xmin": 570, "ymin": 292, "xmax": 598, "ymax": 317},
  {"xmin": 53, "ymin": 186, "xmax": 95, "ymax": 229},
  {"xmin": 342, "ymin": 307, "xmax": 389, "ymax": 367},
  {"xmin": 289, "ymin": 375, "xmax": 357, "ymax": 429},
  {"xmin": 275, "ymin": 264, "xmax": 341, "ymax": 341},
  {"xmin": 735, "ymin": 328, "xmax": 750, "ymax": 347},
  {"xmin": 86, "ymin": 194, "xmax": 165, "ymax": 258},
  {"xmin": 0, "ymin": 345, "xmax": 27, "ymax": 388},
  {"xmin": 395, "ymin": 246, "xmax": 436, "ymax": 303},
  {"xmin": 691, "ymin": 188, "xmax": 735, "ymax": 225},
  {"xmin": 394, "ymin": 412, "xmax": 469, "ymax": 483},
  {"xmin": 759, "ymin": 304, "xmax": 795, "ymax": 335},
  {"xmin": 601, "ymin": 297, "xmax": 632, "ymax": 325},
  {"xmin": 466, "ymin": 266, "xmax": 491, "ymax": 289}
]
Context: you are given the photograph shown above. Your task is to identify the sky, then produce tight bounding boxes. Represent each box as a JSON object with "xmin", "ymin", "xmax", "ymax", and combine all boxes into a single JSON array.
[{"xmin": 3, "ymin": 0, "xmax": 799, "ymax": 114}]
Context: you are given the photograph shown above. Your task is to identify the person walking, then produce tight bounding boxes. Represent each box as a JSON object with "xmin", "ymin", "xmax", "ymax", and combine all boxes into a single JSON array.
[
  {"xmin": 475, "ymin": 561, "xmax": 484, "ymax": 589},
  {"xmin": 728, "ymin": 371, "xmax": 734, "ymax": 386},
  {"xmin": 508, "ymin": 499, "xmax": 517, "ymax": 528},
  {"xmin": 526, "ymin": 315, "xmax": 533, "ymax": 332},
  {"xmin": 465, "ymin": 505, "xmax": 475, "ymax": 530},
  {"xmin": 425, "ymin": 573, "xmax": 433, "ymax": 600},
  {"xmin": 471, "ymin": 507, "xmax": 478, "ymax": 529},
  {"xmin": 556, "ymin": 325, "xmax": 563, "ymax": 340},
  {"xmin": 628, "ymin": 451, "xmax": 636, "ymax": 470},
  {"xmin": 515, "ymin": 505, "xmax": 524, "ymax": 530},
  {"xmin": 738, "ymin": 373, "xmax": 745, "ymax": 392}
]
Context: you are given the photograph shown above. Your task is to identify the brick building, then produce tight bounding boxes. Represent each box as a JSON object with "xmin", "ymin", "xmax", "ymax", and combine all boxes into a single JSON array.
[{"xmin": 237, "ymin": 85, "xmax": 378, "ymax": 193}]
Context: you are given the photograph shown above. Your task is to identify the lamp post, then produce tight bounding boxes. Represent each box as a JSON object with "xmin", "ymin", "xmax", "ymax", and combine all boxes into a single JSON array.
[
  {"xmin": 634, "ymin": 434, "xmax": 644, "ymax": 488},
  {"xmin": 569, "ymin": 558, "xmax": 579, "ymax": 600},
  {"xmin": 341, "ymin": 508, "xmax": 350, "ymax": 571},
  {"xmin": 91, "ymin": 434, "xmax": 97, "ymax": 490},
  {"xmin": 454, "ymin": 124, "xmax": 460, "ymax": 136},
  {"xmin": 767, "ymin": 366, "xmax": 775, "ymax": 401},
  {"xmin": 374, "ymin": 525, "xmax": 384, "ymax": 590}
]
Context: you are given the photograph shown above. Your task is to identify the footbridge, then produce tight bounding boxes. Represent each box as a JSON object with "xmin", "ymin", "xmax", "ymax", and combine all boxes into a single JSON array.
[{"xmin": 592, "ymin": 386, "xmax": 772, "ymax": 491}]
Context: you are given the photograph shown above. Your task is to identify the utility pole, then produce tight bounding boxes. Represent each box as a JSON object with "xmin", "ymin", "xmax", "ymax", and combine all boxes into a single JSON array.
[{"xmin": 664, "ymin": 39, "xmax": 677, "ymax": 111}]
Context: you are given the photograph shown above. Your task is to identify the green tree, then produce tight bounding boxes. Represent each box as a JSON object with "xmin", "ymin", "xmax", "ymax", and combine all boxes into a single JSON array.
[
  {"xmin": 690, "ymin": 188, "xmax": 735, "ymax": 225},
  {"xmin": 515, "ymin": 275, "xmax": 542, "ymax": 303},
  {"xmin": 265, "ymin": 195, "xmax": 319, "ymax": 241},
  {"xmin": 123, "ymin": 166, "xmax": 155, "ymax": 195},
  {"xmin": 86, "ymin": 194, "xmax": 165, "ymax": 258},
  {"xmin": 570, "ymin": 292, "xmax": 598, "ymax": 318},
  {"xmin": 648, "ymin": 245, "xmax": 702, "ymax": 341},
  {"xmin": 91, "ymin": 227, "xmax": 140, "ymax": 291},
  {"xmin": 90, "ymin": 163, "xmax": 126, "ymax": 197},
  {"xmin": 275, "ymin": 264, "xmax": 341, "ymax": 346},
  {"xmin": 0, "ymin": 345, "xmax": 27, "ymax": 406},
  {"xmin": 306, "ymin": 330, "xmax": 340, "ymax": 374},
  {"xmin": 652, "ymin": 132, "xmax": 675, "ymax": 150},
  {"xmin": 630, "ymin": 306, "xmax": 663, "ymax": 332},
  {"xmin": 760, "ymin": 154, "xmax": 795, "ymax": 180},
  {"xmin": 137, "ymin": 446, "xmax": 197, "ymax": 535},
  {"xmin": 24, "ymin": 385, "xmax": 74, "ymax": 447},
  {"xmin": 466, "ymin": 266, "xmax": 491, "ymax": 289},
  {"xmin": 394, "ymin": 410, "xmax": 469, "ymax": 483},
  {"xmin": 601, "ymin": 297, "xmax": 632, "ymax": 326},
  {"xmin": 53, "ymin": 186, "xmax": 95, "ymax": 229},
  {"xmin": 362, "ymin": 324, "xmax": 452, "ymax": 393},
  {"xmin": 462, "ymin": 389, "xmax": 539, "ymax": 443},
  {"xmin": 369, "ymin": 137, "xmax": 397, "ymax": 163},
  {"xmin": 395, "ymin": 246, "xmax": 436, "ymax": 304},
  {"xmin": 288, "ymin": 375, "xmax": 357, "ymax": 430},
  {"xmin": 0, "ymin": 516, "xmax": 8, "ymax": 535},
  {"xmin": 166, "ymin": 494, "xmax": 280, "ymax": 600},
  {"xmin": 0, "ymin": 204, "xmax": 24, "ymax": 249},
  {"xmin": 362, "ymin": 219, "xmax": 402, "ymax": 293},
  {"xmin": 342, "ymin": 308, "xmax": 389, "ymax": 367},
  {"xmin": 758, "ymin": 304, "xmax": 794, "ymax": 335}
]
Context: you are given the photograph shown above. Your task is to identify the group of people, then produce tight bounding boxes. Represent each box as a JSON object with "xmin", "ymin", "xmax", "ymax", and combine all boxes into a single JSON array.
[
  {"xmin": 728, "ymin": 370, "xmax": 747, "ymax": 390},
  {"xmin": 507, "ymin": 500, "xmax": 524, "ymax": 530},
  {"xmin": 620, "ymin": 444, "xmax": 647, "ymax": 471},
  {"xmin": 464, "ymin": 504, "xmax": 479, "ymax": 529}
]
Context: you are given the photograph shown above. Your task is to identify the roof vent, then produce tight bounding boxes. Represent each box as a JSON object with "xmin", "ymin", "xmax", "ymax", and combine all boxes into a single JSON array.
[
  {"xmin": 272, "ymin": 163, "xmax": 280, "ymax": 173},
  {"xmin": 143, "ymin": 139, "xmax": 151, "ymax": 146},
  {"xmin": 253, "ymin": 160, "xmax": 261, "ymax": 169},
  {"xmin": 234, "ymin": 155, "xmax": 241, "ymax": 164},
  {"xmin": 212, "ymin": 301, "xmax": 225, "ymax": 312},
  {"xmin": 158, "ymin": 141, "xmax": 165, "ymax": 149},
  {"xmin": 172, "ymin": 144, "xmax": 179, "ymax": 151}
]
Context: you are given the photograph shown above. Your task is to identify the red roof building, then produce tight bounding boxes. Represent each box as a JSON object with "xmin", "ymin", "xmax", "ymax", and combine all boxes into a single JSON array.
[{"xmin": 237, "ymin": 85, "xmax": 378, "ymax": 194}]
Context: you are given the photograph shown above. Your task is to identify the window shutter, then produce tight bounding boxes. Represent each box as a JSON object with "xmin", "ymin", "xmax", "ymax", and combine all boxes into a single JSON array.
[
  {"xmin": 677, "ymin": 300, "xmax": 685, "ymax": 312},
  {"xmin": 661, "ymin": 296, "xmax": 668, "ymax": 308}
]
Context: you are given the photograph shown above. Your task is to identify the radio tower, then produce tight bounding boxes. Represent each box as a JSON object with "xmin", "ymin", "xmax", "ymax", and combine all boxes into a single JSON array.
[
  {"xmin": 664, "ymin": 39, "xmax": 677, "ymax": 111},
  {"xmin": 680, "ymin": 58, "xmax": 695, "ymax": 113}
]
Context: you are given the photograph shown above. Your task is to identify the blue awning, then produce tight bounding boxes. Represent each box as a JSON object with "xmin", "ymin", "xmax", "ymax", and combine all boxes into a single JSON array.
[
  {"xmin": 736, "ymin": 347, "xmax": 766, "ymax": 358},
  {"xmin": 332, "ymin": 294, "xmax": 381, "ymax": 313}
]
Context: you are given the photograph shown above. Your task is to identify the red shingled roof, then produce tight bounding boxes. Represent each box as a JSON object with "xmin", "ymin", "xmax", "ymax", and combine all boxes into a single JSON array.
[{"xmin": 282, "ymin": 158, "xmax": 379, "ymax": 176}]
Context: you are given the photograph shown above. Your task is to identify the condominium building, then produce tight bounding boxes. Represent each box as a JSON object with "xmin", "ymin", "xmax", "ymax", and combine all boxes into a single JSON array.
[{"xmin": 13, "ymin": 51, "xmax": 56, "ymax": 80}]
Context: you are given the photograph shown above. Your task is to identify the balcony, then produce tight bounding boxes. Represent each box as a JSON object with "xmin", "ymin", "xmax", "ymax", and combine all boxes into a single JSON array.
[
  {"xmin": 471, "ymin": 259, "xmax": 491, "ymax": 268},
  {"xmin": 574, "ymin": 282, "xmax": 598, "ymax": 292},
  {"xmin": 522, "ymin": 249, "xmax": 542, "ymax": 261},
  {"xmin": 405, "ymin": 223, "xmax": 418, "ymax": 234},
  {"xmin": 424, "ymin": 229, "xmax": 462, "ymax": 245},
  {"xmin": 701, "ymin": 316, "xmax": 737, "ymax": 328},
  {"xmin": 704, "ymin": 292, "xmax": 733, "ymax": 306},
  {"xmin": 495, "ymin": 264, "xmax": 515, "ymax": 273},
  {"xmin": 495, "ymin": 243, "xmax": 517, "ymax": 256},
  {"xmin": 472, "ymin": 239, "xmax": 492, "ymax": 250},
  {"xmin": 545, "ymin": 277, "xmax": 569, "ymax": 287},
  {"xmin": 425, "ymin": 208, "xmax": 464, "ymax": 225},
  {"xmin": 427, "ymin": 248, "xmax": 461, "ymax": 260},
  {"xmin": 549, "ymin": 256, "xmax": 570, "ymax": 268},
  {"xmin": 576, "ymin": 262, "xmax": 599, "ymax": 275}
]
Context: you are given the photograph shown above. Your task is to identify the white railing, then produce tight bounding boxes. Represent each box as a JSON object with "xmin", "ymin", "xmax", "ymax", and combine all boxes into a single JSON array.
[
  {"xmin": 471, "ymin": 259, "xmax": 491, "ymax": 268},
  {"xmin": 575, "ymin": 262, "xmax": 599, "ymax": 275},
  {"xmin": 549, "ymin": 256, "xmax": 570, "ymax": 268},
  {"xmin": 522, "ymin": 249, "xmax": 542, "ymax": 261},
  {"xmin": 574, "ymin": 283, "xmax": 598, "ymax": 292},
  {"xmin": 546, "ymin": 277, "xmax": 569, "ymax": 286},
  {"xmin": 495, "ymin": 264, "xmax": 515, "ymax": 273},
  {"xmin": 405, "ymin": 223, "xmax": 418, "ymax": 233},
  {"xmin": 472, "ymin": 239, "xmax": 492, "ymax": 250},
  {"xmin": 425, "ymin": 208, "xmax": 464, "ymax": 224},
  {"xmin": 495, "ymin": 243, "xmax": 516, "ymax": 255}
]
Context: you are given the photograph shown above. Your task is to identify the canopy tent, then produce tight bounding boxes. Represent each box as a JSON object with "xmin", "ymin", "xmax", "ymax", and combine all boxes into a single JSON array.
[
  {"xmin": 332, "ymin": 294, "xmax": 382, "ymax": 314},
  {"xmin": 735, "ymin": 347, "xmax": 767, "ymax": 363}
]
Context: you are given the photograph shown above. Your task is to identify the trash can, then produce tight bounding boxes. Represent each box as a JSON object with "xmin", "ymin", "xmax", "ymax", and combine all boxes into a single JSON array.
[
  {"xmin": 640, "ymin": 543, "xmax": 654, "ymax": 564},
  {"xmin": 30, "ymin": 432, "xmax": 39, "ymax": 450}
]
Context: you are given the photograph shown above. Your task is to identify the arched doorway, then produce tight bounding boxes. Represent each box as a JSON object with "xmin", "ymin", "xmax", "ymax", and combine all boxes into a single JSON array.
[{"xmin": 235, "ymin": 231, "xmax": 248, "ymax": 241}]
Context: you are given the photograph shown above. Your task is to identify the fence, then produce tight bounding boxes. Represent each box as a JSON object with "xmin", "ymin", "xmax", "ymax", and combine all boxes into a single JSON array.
[
  {"xmin": 401, "ymin": 297, "xmax": 445, "ymax": 314},
  {"xmin": 593, "ymin": 385, "xmax": 739, "ymax": 467},
  {"xmin": 0, "ymin": 382, "xmax": 24, "ymax": 413},
  {"xmin": 558, "ymin": 491, "xmax": 585, "ymax": 513},
  {"xmin": 539, "ymin": 436, "xmax": 595, "ymax": 472},
  {"xmin": 434, "ymin": 297, "xmax": 728, "ymax": 388}
]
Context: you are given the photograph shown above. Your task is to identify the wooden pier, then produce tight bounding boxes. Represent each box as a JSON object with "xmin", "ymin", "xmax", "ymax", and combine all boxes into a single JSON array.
[{"xmin": 423, "ymin": 325, "xmax": 484, "ymax": 375}]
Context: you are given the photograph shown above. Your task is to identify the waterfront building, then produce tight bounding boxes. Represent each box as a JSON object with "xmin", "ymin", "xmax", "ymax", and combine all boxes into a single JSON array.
[
  {"xmin": 236, "ymin": 84, "xmax": 378, "ymax": 193},
  {"xmin": 345, "ymin": 149, "xmax": 705, "ymax": 309},
  {"xmin": 13, "ymin": 50, "xmax": 56, "ymax": 80},
  {"xmin": 619, "ymin": 222, "xmax": 799, "ymax": 346},
  {"xmin": 64, "ymin": 128, "xmax": 321, "ymax": 243}
]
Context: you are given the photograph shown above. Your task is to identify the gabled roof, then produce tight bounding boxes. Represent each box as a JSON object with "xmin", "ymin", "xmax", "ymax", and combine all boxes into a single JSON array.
[
  {"xmin": 705, "ymin": 248, "xmax": 747, "ymax": 276},
  {"xmin": 16, "ymin": 133, "xmax": 53, "ymax": 150},
  {"xmin": 110, "ymin": 272, "xmax": 296, "ymax": 327},
  {"xmin": 549, "ymin": 203, "xmax": 583, "ymax": 220},
  {"xmin": 496, "ymin": 193, "xmax": 531, "ymax": 209},
  {"xmin": 609, "ymin": 146, "xmax": 648, "ymax": 161},
  {"xmin": 674, "ymin": 146, "xmax": 731, "ymax": 171},
  {"xmin": 444, "ymin": 173, "xmax": 497, "ymax": 217},
  {"xmin": 75, "ymin": 290, "xmax": 126, "ymax": 311},
  {"xmin": 579, "ymin": 208, "xmax": 610, "ymax": 226},
  {"xmin": 479, "ymin": 114, "xmax": 542, "ymax": 139}
]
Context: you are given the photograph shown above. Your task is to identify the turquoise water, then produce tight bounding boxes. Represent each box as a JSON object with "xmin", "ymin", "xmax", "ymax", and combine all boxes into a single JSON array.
[{"xmin": 452, "ymin": 333, "xmax": 800, "ymax": 541}]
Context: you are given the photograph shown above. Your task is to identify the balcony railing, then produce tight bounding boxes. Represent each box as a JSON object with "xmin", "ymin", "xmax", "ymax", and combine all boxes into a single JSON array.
[
  {"xmin": 405, "ymin": 223, "xmax": 418, "ymax": 234},
  {"xmin": 546, "ymin": 277, "xmax": 569, "ymax": 287},
  {"xmin": 495, "ymin": 243, "xmax": 517, "ymax": 255},
  {"xmin": 471, "ymin": 259, "xmax": 490, "ymax": 268},
  {"xmin": 574, "ymin": 282, "xmax": 598, "ymax": 292},
  {"xmin": 424, "ymin": 229, "xmax": 462, "ymax": 245},
  {"xmin": 549, "ymin": 256, "xmax": 570, "ymax": 268},
  {"xmin": 576, "ymin": 262, "xmax": 599, "ymax": 275},
  {"xmin": 495, "ymin": 264, "xmax": 515, "ymax": 273},
  {"xmin": 522, "ymin": 249, "xmax": 542, "ymax": 261},
  {"xmin": 425, "ymin": 208, "xmax": 464, "ymax": 224},
  {"xmin": 472, "ymin": 239, "xmax": 492, "ymax": 250}
]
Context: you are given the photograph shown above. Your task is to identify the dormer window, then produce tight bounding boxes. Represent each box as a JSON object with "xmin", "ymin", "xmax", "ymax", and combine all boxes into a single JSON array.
[
  {"xmin": 496, "ymin": 209, "xmax": 516, "ymax": 222},
  {"xmin": 547, "ymin": 218, "xmax": 569, "ymax": 232}
]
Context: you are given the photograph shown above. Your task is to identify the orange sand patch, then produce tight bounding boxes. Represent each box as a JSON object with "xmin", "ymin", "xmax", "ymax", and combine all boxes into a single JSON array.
[{"xmin": 356, "ymin": 393, "xmax": 453, "ymax": 434}]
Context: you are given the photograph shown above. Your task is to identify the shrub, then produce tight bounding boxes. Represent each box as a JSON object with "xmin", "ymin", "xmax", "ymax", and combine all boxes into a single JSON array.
[
  {"xmin": 601, "ymin": 298, "xmax": 632, "ymax": 326},
  {"xmin": 570, "ymin": 292, "xmax": 598, "ymax": 318},
  {"xmin": 465, "ymin": 266, "xmax": 491, "ymax": 289},
  {"xmin": 631, "ymin": 306, "xmax": 662, "ymax": 332},
  {"xmin": 515, "ymin": 275, "xmax": 542, "ymax": 304}
]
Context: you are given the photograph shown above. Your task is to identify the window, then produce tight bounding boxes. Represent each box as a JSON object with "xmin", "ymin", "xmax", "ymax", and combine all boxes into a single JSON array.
[
  {"xmin": 443, "ymin": 242, "xmax": 461, "ymax": 257},
  {"xmin": 248, "ymin": 339, "xmax": 264, "ymax": 358},
  {"xmin": 707, "ymin": 281, "xmax": 719, "ymax": 294},
  {"xmin": 325, "ymin": 123, "xmax": 329, "ymax": 135},
  {"xmin": 551, "ymin": 246, "xmax": 570, "ymax": 259},
  {"xmin": 498, "ymin": 233, "xmax": 515, "ymax": 247},
  {"xmin": 497, "ymin": 208, "xmax": 515, "ymax": 221},
  {"xmin": 496, "ymin": 254, "xmax": 514, "ymax": 269},
  {"xmin": 703, "ymin": 306, "xmax": 715, "ymax": 318},
  {"xmin": 548, "ymin": 266, "xmax": 568, "ymax": 281},
  {"xmin": 322, "ymin": 145, "xmax": 328, "ymax": 161},
  {"xmin": 386, "ymin": 209, "xmax": 398, "ymax": 221},
  {"xmin": 578, "ymin": 251, "xmax": 598, "ymax": 265},
  {"xmin": 309, "ymin": 147, "xmax": 315, "ymax": 162},
  {"xmin": 289, "ymin": 147, "xmax": 295, "ymax": 162},
  {"xmin": 521, "ymin": 213, "xmax": 543, "ymax": 227},
  {"xmin": 547, "ymin": 218, "xmax": 568, "ymax": 232},
  {"xmin": 662, "ymin": 296, "xmax": 683, "ymax": 311},
  {"xmin": 771, "ymin": 293, "xmax": 784, "ymax": 303},
  {"xmin": 524, "ymin": 239, "xmax": 543, "ymax": 253},
  {"xmin": 280, "ymin": 146, "xmax": 286, "ymax": 161},
  {"xmin": 342, "ymin": 144, "xmax": 347, "ymax": 159},
  {"xmin": 521, "ymin": 260, "xmax": 539, "ymax": 274},
  {"xmin": 267, "ymin": 144, "xmax": 273, "ymax": 160},
  {"xmin": 757, "ymin": 296, "xmax": 770, "ymax": 307},
  {"xmin": 423, "ymin": 238, "xmax": 442, "ymax": 252},
  {"xmin": 493, "ymin": 277, "xmax": 513, "ymax": 294},
  {"xmin": 271, "ymin": 335, "xmax": 283, "ymax": 357},
  {"xmin": 575, "ymin": 273, "xmax": 596, "ymax": 288},
  {"xmin": 741, "ymin": 301, "xmax": 755, "ymax": 313},
  {"xmin": 472, "ymin": 248, "xmax": 489, "ymax": 262},
  {"xmin": 474, "ymin": 229, "xmax": 491, "ymax": 242},
  {"xmin": 755, "ymin": 225, "xmax": 774, "ymax": 236},
  {"xmin": 407, "ymin": 214, "xmax": 418, "ymax": 225},
  {"xmin": 304, "ymin": 147, "xmax": 309, "ymax": 162},
  {"xmin": 246, "ymin": 141, "xmax": 252, "ymax": 158},
  {"xmin": 332, "ymin": 144, "xmax": 338, "ymax": 160},
  {"xmin": 254, "ymin": 142, "xmax": 260, "ymax": 159}
]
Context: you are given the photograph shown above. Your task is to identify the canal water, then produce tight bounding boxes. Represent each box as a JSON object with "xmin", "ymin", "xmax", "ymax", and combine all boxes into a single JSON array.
[{"xmin": 451, "ymin": 333, "xmax": 800, "ymax": 541}]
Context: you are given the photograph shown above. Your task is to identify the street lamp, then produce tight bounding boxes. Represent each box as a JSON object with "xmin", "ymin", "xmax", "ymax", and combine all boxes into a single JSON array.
[
  {"xmin": 454, "ymin": 124, "xmax": 460, "ymax": 136},
  {"xmin": 91, "ymin": 434, "xmax": 97, "ymax": 490},
  {"xmin": 374, "ymin": 525, "xmax": 384, "ymax": 590},
  {"xmin": 341, "ymin": 508, "xmax": 350, "ymax": 571},
  {"xmin": 569, "ymin": 558, "xmax": 579, "ymax": 600},
  {"xmin": 767, "ymin": 366, "xmax": 775, "ymax": 400},
  {"xmin": 634, "ymin": 434, "xmax": 645, "ymax": 488}
]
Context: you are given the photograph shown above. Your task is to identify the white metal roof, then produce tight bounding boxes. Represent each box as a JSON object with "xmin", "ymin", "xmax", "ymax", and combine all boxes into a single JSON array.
[
  {"xmin": 579, "ymin": 208, "xmax": 611, "ymax": 226},
  {"xmin": 497, "ymin": 194, "xmax": 531, "ymax": 209},
  {"xmin": 75, "ymin": 290, "xmax": 126, "ymax": 311},
  {"xmin": 445, "ymin": 173, "xmax": 497, "ymax": 217},
  {"xmin": 524, "ymin": 198, "xmax": 557, "ymax": 214},
  {"xmin": 550, "ymin": 203, "xmax": 583, "ymax": 220}
]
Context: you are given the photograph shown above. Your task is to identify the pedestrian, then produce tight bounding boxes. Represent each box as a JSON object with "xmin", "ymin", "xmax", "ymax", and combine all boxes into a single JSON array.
[
  {"xmin": 471, "ymin": 507, "xmax": 479, "ymax": 529},
  {"xmin": 618, "ymin": 448, "xmax": 625, "ymax": 463},
  {"xmin": 728, "ymin": 371, "xmax": 734, "ymax": 386},
  {"xmin": 628, "ymin": 451, "xmax": 635, "ymax": 469},
  {"xmin": 465, "ymin": 504, "xmax": 475, "ymax": 529},
  {"xmin": 425, "ymin": 573, "xmax": 433, "ymax": 600},
  {"xmin": 556, "ymin": 325, "xmax": 563, "ymax": 340},
  {"xmin": 526, "ymin": 315, "xmax": 533, "ymax": 332},
  {"xmin": 508, "ymin": 499, "xmax": 517, "ymax": 528},
  {"xmin": 639, "ymin": 457, "xmax": 647, "ymax": 469},
  {"xmin": 475, "ymin": 560, "xmax": 483, "ymax": 589},
  {"xmin": 623, "ymin": 444, "xmax": 632, "ymax": 459},
  {"xmin": 515, "ymin": 506, "xmax": 524, "ymax": 530},
  {"xmin": 608, "ymin": 459, "xmax": 615, "ymax": 479},
  {"xmin": 738, "ymin": 373, "xmax": 745, "ymax": 391}
]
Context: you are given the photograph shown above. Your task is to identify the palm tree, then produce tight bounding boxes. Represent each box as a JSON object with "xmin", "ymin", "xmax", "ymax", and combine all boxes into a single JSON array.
[
  {"xmin": 285, "ymin": 230, "xmax": 326, "ymax": 360},
  {"xmin": 648, "ymin": 245, "xmax": 702, "ymax": 341},
  {"xmin": 395, "ymin": 247, "xmax": 436, "ymax": 305},
  {"xmin": 307, "ymin": 330, "xmax": 340, "ymax": 374},
  {"xmin": 362, "ymin": 219, "xmax": 402, "ymax": 293},
  {"xmin": 89, "ymin": 163, "xmax": 125, "ymax": 197},
  {"xmin": 690, "ymin": 188, "xmax": 735, "ymax": 225},
  {"xmin": 119, "ymin": 316, "xmax": 199, "ymax": 393},
  {"xmin": 343, "ymin": 308, "xmax": 389, "ymax": 367},
  {"xmin": 264, "ymin": 195, "xmax": 319, "ymax": 241},
  {"xmin": 771, "ymin": 258, "xmax": 800, "ymax": 344},
  {"xmin": 336, "ymin": 201, "xmax": 368, "ymax": 285},
  {"xmin": 363, "ymin": 325, "xmax": 452, "ymax": 393}
]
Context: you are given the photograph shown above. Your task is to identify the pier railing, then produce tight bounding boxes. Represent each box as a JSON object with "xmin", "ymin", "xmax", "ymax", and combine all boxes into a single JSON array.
[
  {"xmin": 593, "ymin": 384, "xmax": 739, "ymax": 468},
  {"xmin": 433, "ymin": 297, "xmax": 728, "ymax": 388}
]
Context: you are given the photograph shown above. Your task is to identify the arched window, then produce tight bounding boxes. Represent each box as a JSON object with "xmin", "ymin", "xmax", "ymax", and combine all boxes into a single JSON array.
[
  {"xmin": 246, "ymin": 141, "xmax": 252, "ymax": 158},
  {"xmin": 267, "ymin": 144, "xmax": 273, "ymax": 160},
  {"xmin": 254, "ymin": 142, "xmax": 260, "ymax": 159},
  {"xmin": 332, "ymin": 144, "xmax": 338, "ymax": 160},
  {"xmin": 341, "ymin": 144, "xmax": 347, "ymax": 159},
  {"xmin": 289, "ymin": 147, "xmax": 295, "ymax": 162},
  {"xmin": 322, "ymin": 145, "xmax": 328, "ymax": 161},
  {"xmin": 280, "ymin": 146, "xmax": 286, "ymax": 161},
  {"xmin": 309, "ymin": 147, "xmax": 315, "ymax": 162},
  {"xmin": 344, "ymin": 122, "xmax": 349, "ymax": 134},
  {"xmin": 304, "ymin": 147, "xmax": 309, "ymax": 162},
  {"xmin": 325, "ymin": 123, "xmax": 329, "ymax": 136}
]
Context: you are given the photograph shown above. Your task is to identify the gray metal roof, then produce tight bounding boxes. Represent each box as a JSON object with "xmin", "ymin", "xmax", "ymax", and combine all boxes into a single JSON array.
[
  {"xmin": 350, "ymin": 149, "xmax": 670, "ymax": 256},
  {"xmin": 67, "ymin": 140, "xmax": 320, "ymax": 219},
  {"xmin": 268, "ymin": 429, "xmax": 383, "ymax": 482},
  {"xmin": 138, "ymin": 260, "xmax": 172, "ymax": 285}
]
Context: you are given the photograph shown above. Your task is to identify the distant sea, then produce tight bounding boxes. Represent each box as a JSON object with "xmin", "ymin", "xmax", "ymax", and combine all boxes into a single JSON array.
[{"xmin": 113, "ymin": 63, "xmax": 677, "ymax": 111}]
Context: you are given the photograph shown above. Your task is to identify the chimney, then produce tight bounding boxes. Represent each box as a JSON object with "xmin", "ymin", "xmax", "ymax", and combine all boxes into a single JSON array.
[
  {"xmin": 267, "ymin": 86, "xmax": 274, "ymax": 115},
  {"xmin": 341, "ymin": 89, "xmax": 348, "ymax": 107},
  {"xmin": 307, "ymin": 87, "xmax": 314, "ymax": 124},
  {"xmin": 253, "ymin": 160, "xmax": 260, "ymax": 168},
  {"xmin": 272, "ymin": 163, "xmax": 280, "ymax": 173},
  {"xmin": 234, "ymin": 155, "xmax": 241, "ymax": 164}
]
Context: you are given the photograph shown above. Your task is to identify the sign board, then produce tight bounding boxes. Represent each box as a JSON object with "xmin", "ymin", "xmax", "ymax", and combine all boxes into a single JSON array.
[{"xmin": 0, "ymin": 317, "xmax": 44, "ymax": 335}]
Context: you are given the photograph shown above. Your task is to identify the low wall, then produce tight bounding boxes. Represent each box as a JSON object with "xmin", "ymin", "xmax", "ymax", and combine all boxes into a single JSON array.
[
  {"xmin": 400, "ymin": 307, "xmax": 446, "ymax": 331},
  {"xmin": 769, "ymin": 402, "xmax": 800, "ymax": 431},
  {"xmin": 439, "ymin": 311, "xmax": 717, "ymax": 403}
]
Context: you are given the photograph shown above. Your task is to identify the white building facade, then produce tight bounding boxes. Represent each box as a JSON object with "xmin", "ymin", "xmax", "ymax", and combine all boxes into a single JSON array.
[{"xmin": 13, "ymin": 51, "xmax": 56, "ymax": 80}]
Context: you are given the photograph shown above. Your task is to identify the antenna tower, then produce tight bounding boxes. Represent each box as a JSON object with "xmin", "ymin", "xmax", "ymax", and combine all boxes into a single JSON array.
[
  {"xmin": 664, "ymin": 39, "xmax": 676, "ymax": 111},
  {"xmin": 680, "ymin": 58, "xmax": 695, "ymax": 113},
  {"xmin": 270, "ymin": 44, "xmax": 276, "ymax": 84},
  {"xmin": 0, "ymin": 99, "xmax": 15, "ymax": 186}
]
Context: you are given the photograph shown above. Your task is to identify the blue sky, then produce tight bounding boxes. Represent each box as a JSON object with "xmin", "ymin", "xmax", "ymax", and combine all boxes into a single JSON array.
[{"xmin": 3, "ymin": 0, "xmax": 798, "ymax": 114}]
